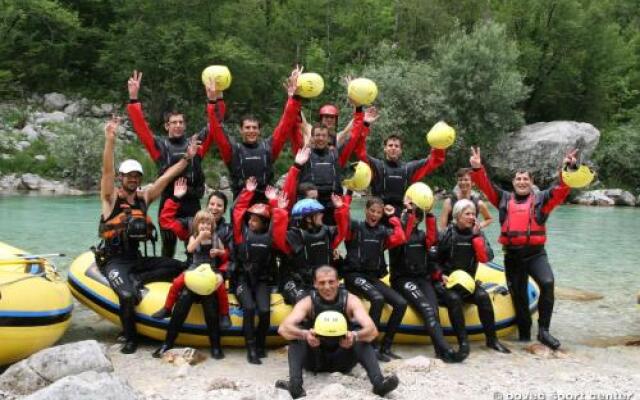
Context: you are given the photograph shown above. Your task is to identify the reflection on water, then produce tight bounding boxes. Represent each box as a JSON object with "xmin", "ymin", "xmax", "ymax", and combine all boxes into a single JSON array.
[{"xmin": 1, "ymin": 195, "xmax": 639, "ymax": 342}]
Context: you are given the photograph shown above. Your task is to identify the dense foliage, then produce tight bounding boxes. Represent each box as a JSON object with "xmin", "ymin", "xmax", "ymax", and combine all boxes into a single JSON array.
[{"xmin": 1, "ymin": 0, "xmax": 639, "ymax": 188}]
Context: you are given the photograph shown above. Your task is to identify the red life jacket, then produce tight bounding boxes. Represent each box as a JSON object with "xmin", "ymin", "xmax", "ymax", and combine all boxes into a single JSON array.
[{"xmin": 499, "ymin": 193, "xmax": 546, "ymax": 246}]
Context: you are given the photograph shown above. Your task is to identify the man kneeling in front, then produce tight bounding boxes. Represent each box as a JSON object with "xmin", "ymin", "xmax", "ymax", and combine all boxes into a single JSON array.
[{"xmin": 276, "ymin": 265, "xmax": 399, "ymax": 398}]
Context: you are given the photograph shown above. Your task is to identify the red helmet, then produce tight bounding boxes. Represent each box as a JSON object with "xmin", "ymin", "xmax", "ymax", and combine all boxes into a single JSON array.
[
  {"xmin": 319, "ymin": 104, "xmax": 339, "ymax": 117},
  {"xmin": 247, "ymin": 203, "xmax": 271, "ymax": 219}
]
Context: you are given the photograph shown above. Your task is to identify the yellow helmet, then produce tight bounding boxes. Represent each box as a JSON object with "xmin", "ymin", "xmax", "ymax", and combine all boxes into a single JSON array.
[
  {"xmin": 295, "ymin": 72, "xmax": 325, "ymax": 98},
  {"xmin": 314, "ymin": 311, "xmax": 348, "ymax": 337},
  {"xmin": 347, "ymin": 78, "xmax": 378, "ymax": 106},
  {"xmin": 201, "ymin": 65, "xmax": 232, "ymax": 91},
  {"xmin": 446, "ymin": 270, "xmax": 476, "ymax": 296},
  {"xmin": 184, "ymin": 263, "xmax": 219, "ymax": 296},
  {"xmin": 405, "ymin": 182, "xmax": 434, "ymax": 211},
  {"xmin": 342, "ymin": 161, "xmax": 372, "ymax": 191},
  {"xmin": 561, "ymin": 165, "xmax": 595, "ymax": 189},
  {"xmin": 426, "ymin": 121, "xmax": 456, "ymax": 150}
]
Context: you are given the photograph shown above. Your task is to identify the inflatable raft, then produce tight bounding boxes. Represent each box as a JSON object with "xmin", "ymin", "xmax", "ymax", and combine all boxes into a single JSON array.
[
  {"xmin": 68, "ymin": 251, "xmax": 539, "ymax": 347},
  {"xmin": 0, "ymin": 242, "xmax": 73, "ymax": 366}
]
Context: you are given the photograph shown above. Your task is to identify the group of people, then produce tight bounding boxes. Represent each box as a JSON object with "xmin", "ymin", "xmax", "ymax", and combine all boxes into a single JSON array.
[{"xmin": 96, "ymin": 67, "xmax": 577, "ymax": 398}]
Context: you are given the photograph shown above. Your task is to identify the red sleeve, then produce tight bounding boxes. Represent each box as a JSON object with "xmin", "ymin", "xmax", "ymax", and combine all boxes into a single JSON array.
[
  {"xmin": 268, "ymin": 198, "xmax": 278, "ymax": 209},
  {"xmin": 216, "ymin": 98, "xmax": 226, "ymax": 121},
  {"xmin": 208, "ymin": 102, "xmax": 233, "ymax": 165},
  {"xmin": 472, "ymin": 235, "xmax": 489, "ymax": 263},
  {"xmin": 410, "ymin": 148, "xmax": 446, "ymax": 182},
  {"xmin": 198, "ymin": 102, "xmax": 218, "ymax": 158},
  {"xmin": 233, "ymin": 189, "xmax": 254, "ymax": 244},
  {"xmin": 404, "ymin": 212, "xmax": 417, "ymax": 239},
  {"xmin": 283, "ymin": 165, "xmax": 301, "ymax": 210},
  {"xmin": 271, "ymin": 208, "xmax": 291, "ymax": 254},
  {"xmin": 290, "ymin": 119, "xmax": 304, "ymax": 155},
  {"xmin": 384, "ymin": 216, "xmax": 406, "ymax": 249},
  {"xmin": 540, "ymin": 182, "xmax": 571, "ymax": 215},
  {"xmin": 217, "ymin": 251, "xmax": 229, "ymax": 273},
  {"xmin": 470, "ymin": 166, "xmax": 501, "ymax": 208},
  {"xmin": 425, "ymin": 213, "xmax": 438, "ymax": 247},
  {"xmin": 332, "ymin": 202, "xmax": 349, "ymax": 248},
  {"xmin": 159, "ymin": 198, "xmax": 190, "ymax": 241},
  {"xmin": 338, "ymin": 109, "xmax": 365, "ymax": 167},
  {"xmin": 431, "ymin": 269, "xmax": 443, "ymax": 282},
  {"xmin": 127, "ymin": 102, "xmax": 161, "ymax": 161},
  {"xmin": 271, "ymin": 97, "xmax": 302, "ymax": 160}
]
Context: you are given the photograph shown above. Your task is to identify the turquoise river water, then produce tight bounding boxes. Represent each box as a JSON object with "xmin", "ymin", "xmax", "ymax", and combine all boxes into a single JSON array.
[{"xmin": 1, "ymin": 194, "xmax": 638, "ymax": 343}]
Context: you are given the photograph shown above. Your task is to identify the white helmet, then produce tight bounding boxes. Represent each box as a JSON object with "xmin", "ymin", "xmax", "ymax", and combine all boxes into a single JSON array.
[{"xmin": 118, "ymin": 159, "xmax": 144, "ymax": 175}]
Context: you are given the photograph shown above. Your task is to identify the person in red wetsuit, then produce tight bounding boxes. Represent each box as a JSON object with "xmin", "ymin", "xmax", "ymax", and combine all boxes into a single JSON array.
[
  {"xmin": 469, "ymin": 146, "xmax": 577, "ymax": 350},
  {"xmin": 126, "ymin": 71, "xmax": 222, "ymax": 258},
  {"xmin": 152, "ymin": 210, "xmax": 227, "ymax": 360},
  {"xmin": 231, "ymin": 177, "xmax": 289, "ymax": 364},
  {"xmin": 341, "ymin": 196, "xmax": 407, "ymax": 362},
  {"xmin": 352, "ymin": 107, "xmax": 447, "ymax": 216},
  {"xmin": 434, "ymin": 199, "xmax": 511, "ymax": 358},
  {"xmin": 210, "ymin": 67, "xmax": 303, "ymax": 202}
]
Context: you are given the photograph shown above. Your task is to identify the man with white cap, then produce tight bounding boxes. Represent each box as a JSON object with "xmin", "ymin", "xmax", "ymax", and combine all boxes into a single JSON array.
[{"xmin": 97, "ymin": 116, "xmax": 198, "ymax": 354}]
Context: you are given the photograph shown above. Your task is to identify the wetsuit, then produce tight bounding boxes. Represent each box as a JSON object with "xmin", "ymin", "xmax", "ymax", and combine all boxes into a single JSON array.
[
  {"xmin": 353, "ymin": 123, "xmax": 446, "ymax": 215},
  {"xmin": 342, "ymin": 203, "xmax": 407, "ymax": 353},
  {"xmin": 286, "ymin": 288, "xmax": 386, "ymax": 389},
  {"xmin": 389, "ymin": 211, "xmax": 454, "ymax": 356},
  {"xmin": 127, "ymin": 100, "xmax": 221, "ymax": 257},
  {"xmin": 471, "ymin": 166, "xmax": 570, "ymax": 343},
  {"xmin": 98, "ymin": 192, "xmax": 184, "ymax": 347},
  {"xmin": 232, "ymin": 189, "xmax": 288, "ymax": 361},
  {"xmin": 272, "ymin": 203, "xmax": 349, "ymax": 305},
  {"xmin": 210, "ymin": 96, "xmax": 300, "ymax": 201},
  {"xmin": 434, "ymin": 224, "xmax": 499, "ymax": 349}
]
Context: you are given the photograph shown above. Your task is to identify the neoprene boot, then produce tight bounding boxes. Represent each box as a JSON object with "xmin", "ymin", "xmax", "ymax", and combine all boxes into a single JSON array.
[
  {"xmin": 458, "ymin": 341, "xmax": 470, "ymax": 359},
  {"xmin": 372, "ymin": 374, "xmax": 399, "ymax": 397},
  {"xmin": 152, "ymin": 344, "xmax": 170, "ymax": 358},
  {"xmin": 518, "ymin": 328, "xmax": 531, "ymax": 342},
  {"xmin": 374, "ymin": 342, "xmax": 391, "ymax": 363},
  {"xmin": 486, "ymin": 333, "xmax": 511, "ymax": 353},
  {"xmin": 246, "ymin": 340, "xmax": 261, "ymax": 365},
  {"xmin": 379, "ymin": 340, "xmax": 402, "ymax": 360},
  {"xmin": 537, "ymin": 328, "xmax": 561, "ymax": 350},
  {"xmin": 151, "ymin": 307, "xmax": 172, "ymax": 319},
  {"xmin": 275, "ymin": 379, "xmax": 306, "ymax": 399},
  {"xmin": 209, "ymin": 334, "xmax": 225, "ymax": 360},
  {"xmin": 121, "ymin": 340, "xmax": 138, "ymax": 354},
  {"xmin": 436, "ymin": 346, "xmax": 466, "ymax": 363},
  {"xmin": 256, "ymin": 335, "xmax": 268, "ymax": 358}
]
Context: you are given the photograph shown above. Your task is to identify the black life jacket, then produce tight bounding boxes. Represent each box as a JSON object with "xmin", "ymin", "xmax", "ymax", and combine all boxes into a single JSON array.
[
  {"xmin": 392, "ymin": 228, "xmax": 429, "ymax": 278},
  {"xmin": 344, "ymin": 221, "xmax": 387, "ymax": 275},
  {"xmin": 159, "ymin": 136, "xmax": 205, "ymax": 200},
  {"xmin": 191, "ymin": 240, "xmax": 214, "ymax": 266},
  {"xmin": 310, "ymin": 287, "xmax": 349, "ymax": 319},
  {"xmin": 299, "ymin": 148, "xmax": 341, "ymax": 196},
  {"xmin": 373, "ymin": 161, "xmax": 409, "ymax": 206},
  {"xmin": 230, "ymin": 140, "xmax": 272, "ymax": 193},
  {"xmin": 446, "ymin": 192, "xmax": 480, "ymax": 225},
  {"xmin": 440, "ymin": 226, "xmax": 478, "ymax": 276},
  {"xmin": 99, "ymin": 193, "xmax": 157, "ymax": 256},
  {"xmin": 215, "ymin": 218, "xmax": 233, "ymax": 248},
  {"xmin": 236, "ymin": 227, "xmax": 272, "ymax": 281},
  {"xmin": 291, "ymin": 226, "xmax": 332, "ymax": 284}
]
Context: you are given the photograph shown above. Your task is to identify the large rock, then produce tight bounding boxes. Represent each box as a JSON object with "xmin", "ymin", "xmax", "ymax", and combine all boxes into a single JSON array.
[
  {"xmin": 0, "ymin": 340, "xmax": 112, "ymax": 396},
  {"xmin": 23, "ymin": 371, "xmax": 138, "ymax": 400},
  {"xmin": 602, "ymin": 189, "xmax": 636, "ymax": 206},
  {"xmin": 572, "ymin": 190, "xmax": 616, "ymax": 206},
  {"xmin": 43, "ymin": 92, "xmax": 68, "ymax": 111},
  {"xmin": 21, "ymin": 124, "xmax": 39, "ymax": 141},
  {"xmin": 34, "ymin": 111, "xmax": 70, "ymax": 125},
  {"xmin": 488, "ymin": 121, "xmax": 600, "ymax": 186},
  {"xmin": 0, "ymin": 174, "xmax": 21, "ymax": 190},
  {"xmin": 63, "ymin": 99, "xmax": 89, "ymax": 116}
]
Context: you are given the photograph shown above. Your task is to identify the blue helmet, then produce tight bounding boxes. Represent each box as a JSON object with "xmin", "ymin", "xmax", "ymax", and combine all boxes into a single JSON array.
[{"xmin": 291, "ymin": 199, "xmax": 325, "ymax": 218}]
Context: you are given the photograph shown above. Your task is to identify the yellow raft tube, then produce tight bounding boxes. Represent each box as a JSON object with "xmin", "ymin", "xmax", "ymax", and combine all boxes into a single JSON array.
[
  {"xmin": 0, "ymin": 242, "xmax": 73, "ymax": 366},
  {"xmin": 68, "ymin": 251, "xmax": 539, "ymax": 347}
]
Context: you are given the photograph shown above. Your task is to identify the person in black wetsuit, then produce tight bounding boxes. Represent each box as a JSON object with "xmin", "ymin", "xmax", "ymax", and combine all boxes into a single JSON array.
[
  {"xmin": 97, "ymin": 116, "xmax": 191, "ymax": 354},
  {"xmin": 390, "ymin": 199, "xmax": 465, "ymax": 363},
  {"xmin": 434, "ymin": 199, "xmax": 511, "ymax": 358},
  {"xmin": 469, "ymin": 147, "xmax": 576, "ymax": 350},
  {"xmin": 276, "ymin": 265, "xmax": 399, "ymax": 399}
]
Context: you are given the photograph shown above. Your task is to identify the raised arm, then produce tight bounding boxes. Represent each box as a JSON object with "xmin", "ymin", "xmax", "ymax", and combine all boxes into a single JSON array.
[
  {"xmin": 408, "ymin": 148, "xmax": 447, "ymax": 182},
  {"xmin": 232, "ymin": 178, "xmax": 257, "ymax": 244},
  {"xmin": 126, "ymin": 70, "xmax": 162, "ymax": 161},
  {"xmin": 144, "ymin": 136, "xmax": 198, "ymax": 205},
  {"xmin": 468, "ymin": 147, "xmax": 503, "ymax": 208},
  {"xmin": 271, "ymin": 67, "xmax": 304, "ymax": 160},
  {"xmin": 383, "ymin": 206, "xmax": 406, "ymax": 249},
  {"xmin": 338, "ymin": 106, "xmax": 376, "ymax": 167},
  {"xmin": 100, "ymin": 117, "xmax": 119, "ymax": 219},
  {"xmin": 159, "ymin": 178, "xmax": 190, "ymax": 240}
]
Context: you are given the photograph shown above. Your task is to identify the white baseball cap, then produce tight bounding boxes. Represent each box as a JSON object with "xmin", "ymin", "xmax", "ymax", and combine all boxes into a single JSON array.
[{"xmin": 118, "ymin": 159, "xmax": 144, "ymax": 175}]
